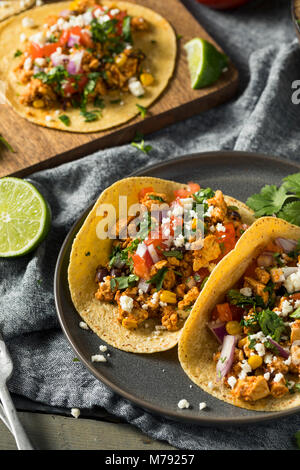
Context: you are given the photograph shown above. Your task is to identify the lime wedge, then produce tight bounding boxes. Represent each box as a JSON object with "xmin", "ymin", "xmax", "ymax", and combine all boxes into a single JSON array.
[
  {"xmin": 184, "ymin": 38, "xmax": 228, "ymax": 89},
  {"xmin": 0, "ymin": 177, "xmax": 51, "ymax": 257}
]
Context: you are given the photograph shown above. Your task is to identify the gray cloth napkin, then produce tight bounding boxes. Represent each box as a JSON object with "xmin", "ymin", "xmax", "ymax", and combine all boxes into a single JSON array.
[{"xmin": 1, "ymin": 0, "xmax": 300, "ymax": 450}]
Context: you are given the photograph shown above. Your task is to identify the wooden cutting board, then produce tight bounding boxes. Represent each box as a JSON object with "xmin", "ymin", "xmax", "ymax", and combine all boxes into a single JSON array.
[{"xmin": 0, "ymin": 0, "xmax": 238, "ymax": 177}]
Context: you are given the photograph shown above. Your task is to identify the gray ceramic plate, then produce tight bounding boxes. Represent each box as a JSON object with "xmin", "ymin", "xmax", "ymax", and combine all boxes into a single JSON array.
[{"xmin": 54, "ymin": 151, "xmax": 300, "ymax": 426}]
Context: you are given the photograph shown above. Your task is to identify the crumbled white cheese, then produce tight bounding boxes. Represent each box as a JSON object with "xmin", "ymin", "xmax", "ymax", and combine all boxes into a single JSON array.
[
  {"xmin": 110, "ymin": 8, "xmax": 120, "ymax": 15},
  {"xmin": 71, "ymin": 408, "xmax": 80, "ymax": 419},
  {"xmin": 128, "ymin": 77, "xmax": 144, "ymax": 97},
  {"xmin": 35, "ymin": 57, "xmax": 46, "ymax": 67},
  {"xmin": 23, "ymin": 57, "xmax": 32, "ymax": 71},
  {"xmin": 142, "ymin": 304, "xmax": 149, "ymax": 310},
  {"xmin": 254, "ymin": 342, "xmax": 266, "ymax": 357},
  {"xmin": 284, "ymin": 268, "xmax": 300, "ymax": 294},
  {"xmin": 216, "ymin": 223, "xmax": 226, "ymax": 232},
  {"xmin": 273, "ymin": 373, "xmax": 284, "ymax": 383},
  {"xmin": 264, "ymin": 353, "xmax": 273, "ymax": 364},
  {"xmin": 98, "ymin": 14, "xmax": 111, "ymax": 24},
  {"xmin": 284, "ymin": 355, "xmax": 291, "ymax": 365},
  {"xmin": 29, "ymin": 32, "xmax": 46, "ymax": 47},
  {"xmin": 173, "ymin": 234, "xmax": 185, "ymax": 248},
  {"xmin": 177, "ymin": 399, "xmax": 190, "ymax": 409},
  {"xmin": 238, "ymin": 360, "xmax": 252, "ymax": 379},
  {"xmin": 79, "ymin": 321, "xmax": 89, "ymax": 330},
  {"xmin": 91, "ymin": 354, "xmax": 107, "ymax": 363},
  {"xmin": 22, "ymin": 17, "xmax": 35, "ymax": 28},
  {"xmin": 120, "ymin": 295, "xmax": 134, "ymax": 312},
  {"xmin": 151, "ymin": 292, "xmax": 159, "ymax": 305},
  {"xmin": 207, "ymin": 381, "xmax": 214, "ymax": 390},
  {"xmin": 83, "ymin": 11, "xmax": 93, "ymax": 25},
  {"xmin": 20, "ymin": 33, "xmax": 27, "ymax": 43},
  {"xmin": 99, "ymin": 345, "xmax": 107, "ymax": 352},
  {"xmin": 199, "ymin": 402, "xmax": 207, "ymax": 410},
  {"xmin": 263, "ymin": 372, "xmax": 270, "ymax": 381},
  {"xmin": 240, "ymin": 287, "xmax": 252, "ymax": 297},
  {"xmin": 209, "ymin": 225, "xmax": 216, "ymax": 233},
  {"xmin": 281, "ymin": 299, "xmax": 294, "ymax": 317},
  {"xmin": 204, "ymin": 205, "xmax": 214, "ymax": 217},
  {"xmin": 227, "ymin": 376, "xmax": 237, "ymax": 389},
  {"xmin": 159, "ymin": 301, "xmax": 167, "ymax": 307},
  {"xmin": 172, "ymin": 204, "xmax": 184, "ymax": 217}
]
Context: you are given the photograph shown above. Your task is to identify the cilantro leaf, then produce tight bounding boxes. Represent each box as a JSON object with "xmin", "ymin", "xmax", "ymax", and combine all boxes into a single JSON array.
[
  {"xmin": 131, "ymin": 133, "xmax": 152, "ymax": 154},
  {"xmin": 0, "ymin": 135, "xmax": 15, "ymax": 152},
  {"xmin": 122, "ymin": 16, "xmax": 132, "ymax": 43},
  {"xmin": 246, "ymin": 184, "xmax": 290, "ymax": 217},
  {"xmin": 110, "ymin": 274, "xmax": 139, "ymax": 291},
  {"xmin": 283, "ymin": 172, "xmax": 300, "ymax": 198},
  {"xmin": 258, "ymin": 309, "xmax": 286, "ymax": 342},
  {"xmin": 14, "ymin": 49, "xmax": 23, "ymax": 58},
  {"xmin": 147, "ymin": 267, "xmax": 168, "ymax": 291},
  {"xmin": 136, "ymin": 104, "xmax": 147, "ymax": 118},
  {"xmin": 290, "ymin": 307, "xmax": 300, "ymax": 319},
  {"xmin": 59, "ymin": 114, "xmax": 70, "ymax": 126},
  {"xmin": 278, "ymin": 201, "xmax": 300, "ymax": 226}
]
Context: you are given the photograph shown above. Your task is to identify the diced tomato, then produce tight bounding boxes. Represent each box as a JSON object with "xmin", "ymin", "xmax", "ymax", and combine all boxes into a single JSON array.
[
  {"xmin": 62, "ymin": 75, "xmax": 88, "ymax": 96},
  {"xmin": 131, "ymin": 253, "xmax": 150, "ymax": 278},
  {"xmin": 174, "ymin": 188, "xmax": 191, "ymax": 199},
  {"xmin": 29, "ymin": 42, "xmax": 59, "ymax": 59},
  {"xmin": 230, "ymin": 305, "xmax": 244, "ymax": 321},
  {"xmin": 243, "ymin": 260, "xmax": 257, "ymax": 279},
  {"xmin": 194, "ymin": 268, "xmax": 210, "ymax": 286},
  {"xmin": 174, "ymin": 181, "xmax": 200, "ymax": 199},
  {"xmin": 187, "ymin": 182, "xmax": 200, "ymax": 193},
  {"xmin": 59, "ymin": 26, "xmax": 94, "ymax": 48},
  {"xmin": 80, "ymin": 30, "xmax": 94, "ymax": 48},
  {"xmin": 138, "ymin": 187, "xmax": 154, "ymax": 200},
  {"xmin": 112, "ymin": 10, "xmax": 127, "ymax": 35},
  {"xmin": 216, "ymin": 303, "xmax": 232, "ymax": 322},
  {"xmin": 169, "ymin": 215, "xmax": 183, "ymax": 238},
  {"xmin": 216, "ymin": 223, "xmax": 236, "ymax": 258}
]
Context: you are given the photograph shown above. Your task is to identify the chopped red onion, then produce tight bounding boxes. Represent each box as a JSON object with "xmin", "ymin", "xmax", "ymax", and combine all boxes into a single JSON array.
[
  {"xmin": 275, "ymin": 237, "xmax": 297, "ymax": 253},
  {"xmin": 67, "ymin": 51, "xmax": 84, "ymax": 75},
  {"xmin": 51, "ymin": 52, "xmax": 69, "ymax": 67},
  {"xmin": 138, "ymin": 278, "xmax": 150, "ymax": 293},
  {"xmin": 207, "ymin": 321, "xmax": 226, "ymax": 344},
  {"xmin": 68, "ymin": 33, "xmax": 81, "ymax": 48},
  {"xmin": 216, "ymin": 335, "xmax": 237, "ymax": 381},
  {"xmin": 267, "ymin": 337, "xmax": 290, "ymax": 359},
  {"xmin": 135, "ymin": 242, "xmax": 148, "ymax": 258},
  {"xmin": 257, "ymin": 252, "xmax": 274, "ymax": 267},
  {"xmin": 147, "ymin": 243, "xmax": 160, "ymax": 264}
]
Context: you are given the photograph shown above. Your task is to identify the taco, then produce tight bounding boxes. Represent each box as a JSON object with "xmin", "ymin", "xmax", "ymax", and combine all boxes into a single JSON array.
[
  {"xmin": 0, "ymin": 0, "xmax": 176, "ymax": 132},
  {"xmin": 178, "ymin": 217, "xmax": 300, "ymax": 411},
  {"xmin": 68, "ymin": 176, "xmax": 255, "ymax": 353},
  {"xmin": 0, "ymin": 0, "xmax": 35, "ymax": 22}
]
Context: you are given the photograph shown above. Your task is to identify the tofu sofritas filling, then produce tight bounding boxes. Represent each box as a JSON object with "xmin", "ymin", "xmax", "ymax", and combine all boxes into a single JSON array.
[
  {"xmin": 14, "ymin": 0, "xmax": 153, "ymax": 121},
  {"xmin": 210, "ymin": 237, "xmax": 300, "ymax": 402},
  {"xmin": 94, "ymin": 183, "xmax": 249, "ymax": 331}
]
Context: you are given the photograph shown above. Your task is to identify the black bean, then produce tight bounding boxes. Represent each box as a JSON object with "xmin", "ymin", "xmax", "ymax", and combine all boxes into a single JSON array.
[{"xmin": 95, "ymin": 266, "xmax": 108, "ymax": 283}]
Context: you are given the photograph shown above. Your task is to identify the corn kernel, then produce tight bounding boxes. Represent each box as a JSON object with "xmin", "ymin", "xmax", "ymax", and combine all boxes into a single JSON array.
[
  {"xmin": 248, "ymin": 355, "xmax": 263, "ymax": 370},
  {"xmin": 33, "ymin": 99, "xmax": 44, "ymax": 109},
  {"xmin": 115, "ymin": 53, "xmax": 127, "ymax": 67},
  {"xmin": 191, "ymin": 218, "xmax": 197, "ymax": 231},
  {"xmin": 160, "ymin": 290, "xmax": 177, "ymax": 304},
  {"xmin": 69, "ymin": 0, "xmax": 81, "ymax": 11},
  {"xmin": 140, "ymin": 73, "xmax": 154, "ymax": 86},
  {"xmin": 225, "ymin": 321, "xmax": 242, "ymax": 336}
]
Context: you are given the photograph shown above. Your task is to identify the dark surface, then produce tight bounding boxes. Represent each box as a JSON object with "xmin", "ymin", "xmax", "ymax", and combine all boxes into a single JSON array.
[{"xmin": 53, "ymin": 151, "xmax": 300, "ymax": 426}]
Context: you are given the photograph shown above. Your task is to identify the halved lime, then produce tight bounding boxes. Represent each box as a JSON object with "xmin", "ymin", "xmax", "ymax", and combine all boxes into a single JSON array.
[
  {"xmin": 0, "ymin": 177, "xmax": 51, "ymax": 257},
  {"xmin": 184, "ymin": 38, "xmax": 228, "ymax": 89}
]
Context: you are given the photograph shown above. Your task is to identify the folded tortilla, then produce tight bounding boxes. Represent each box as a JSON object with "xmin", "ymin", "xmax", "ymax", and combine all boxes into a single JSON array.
[
  {"xmin": 0, "ymin": 1, "xmax": 176, "ymax": 132},
  {"xmin": 178, "ymin": 216, "xmax": 300, "ymax": 411},
  {"xmin": 0, "ymin": 0, "xmax": 35, "ymax": 22},
  {"xmin": 68, "ymin": 176, "xmax": 255, "ymax": 353}
]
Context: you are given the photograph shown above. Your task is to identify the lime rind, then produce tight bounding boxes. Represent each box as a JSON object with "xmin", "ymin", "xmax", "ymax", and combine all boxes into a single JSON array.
[
  {"xmin": 184, "ymin": 38, "xmax": 228, "ymax": 89},
  {"xmin": 0, "ymin": 177, "xmax": 51, "ymax": 257}
]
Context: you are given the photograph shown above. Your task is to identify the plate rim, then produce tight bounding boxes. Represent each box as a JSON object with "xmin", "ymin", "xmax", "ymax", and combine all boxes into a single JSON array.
[{"xmin": 54, "ymin": 150, "xmax": 300, "ymax": 426}]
